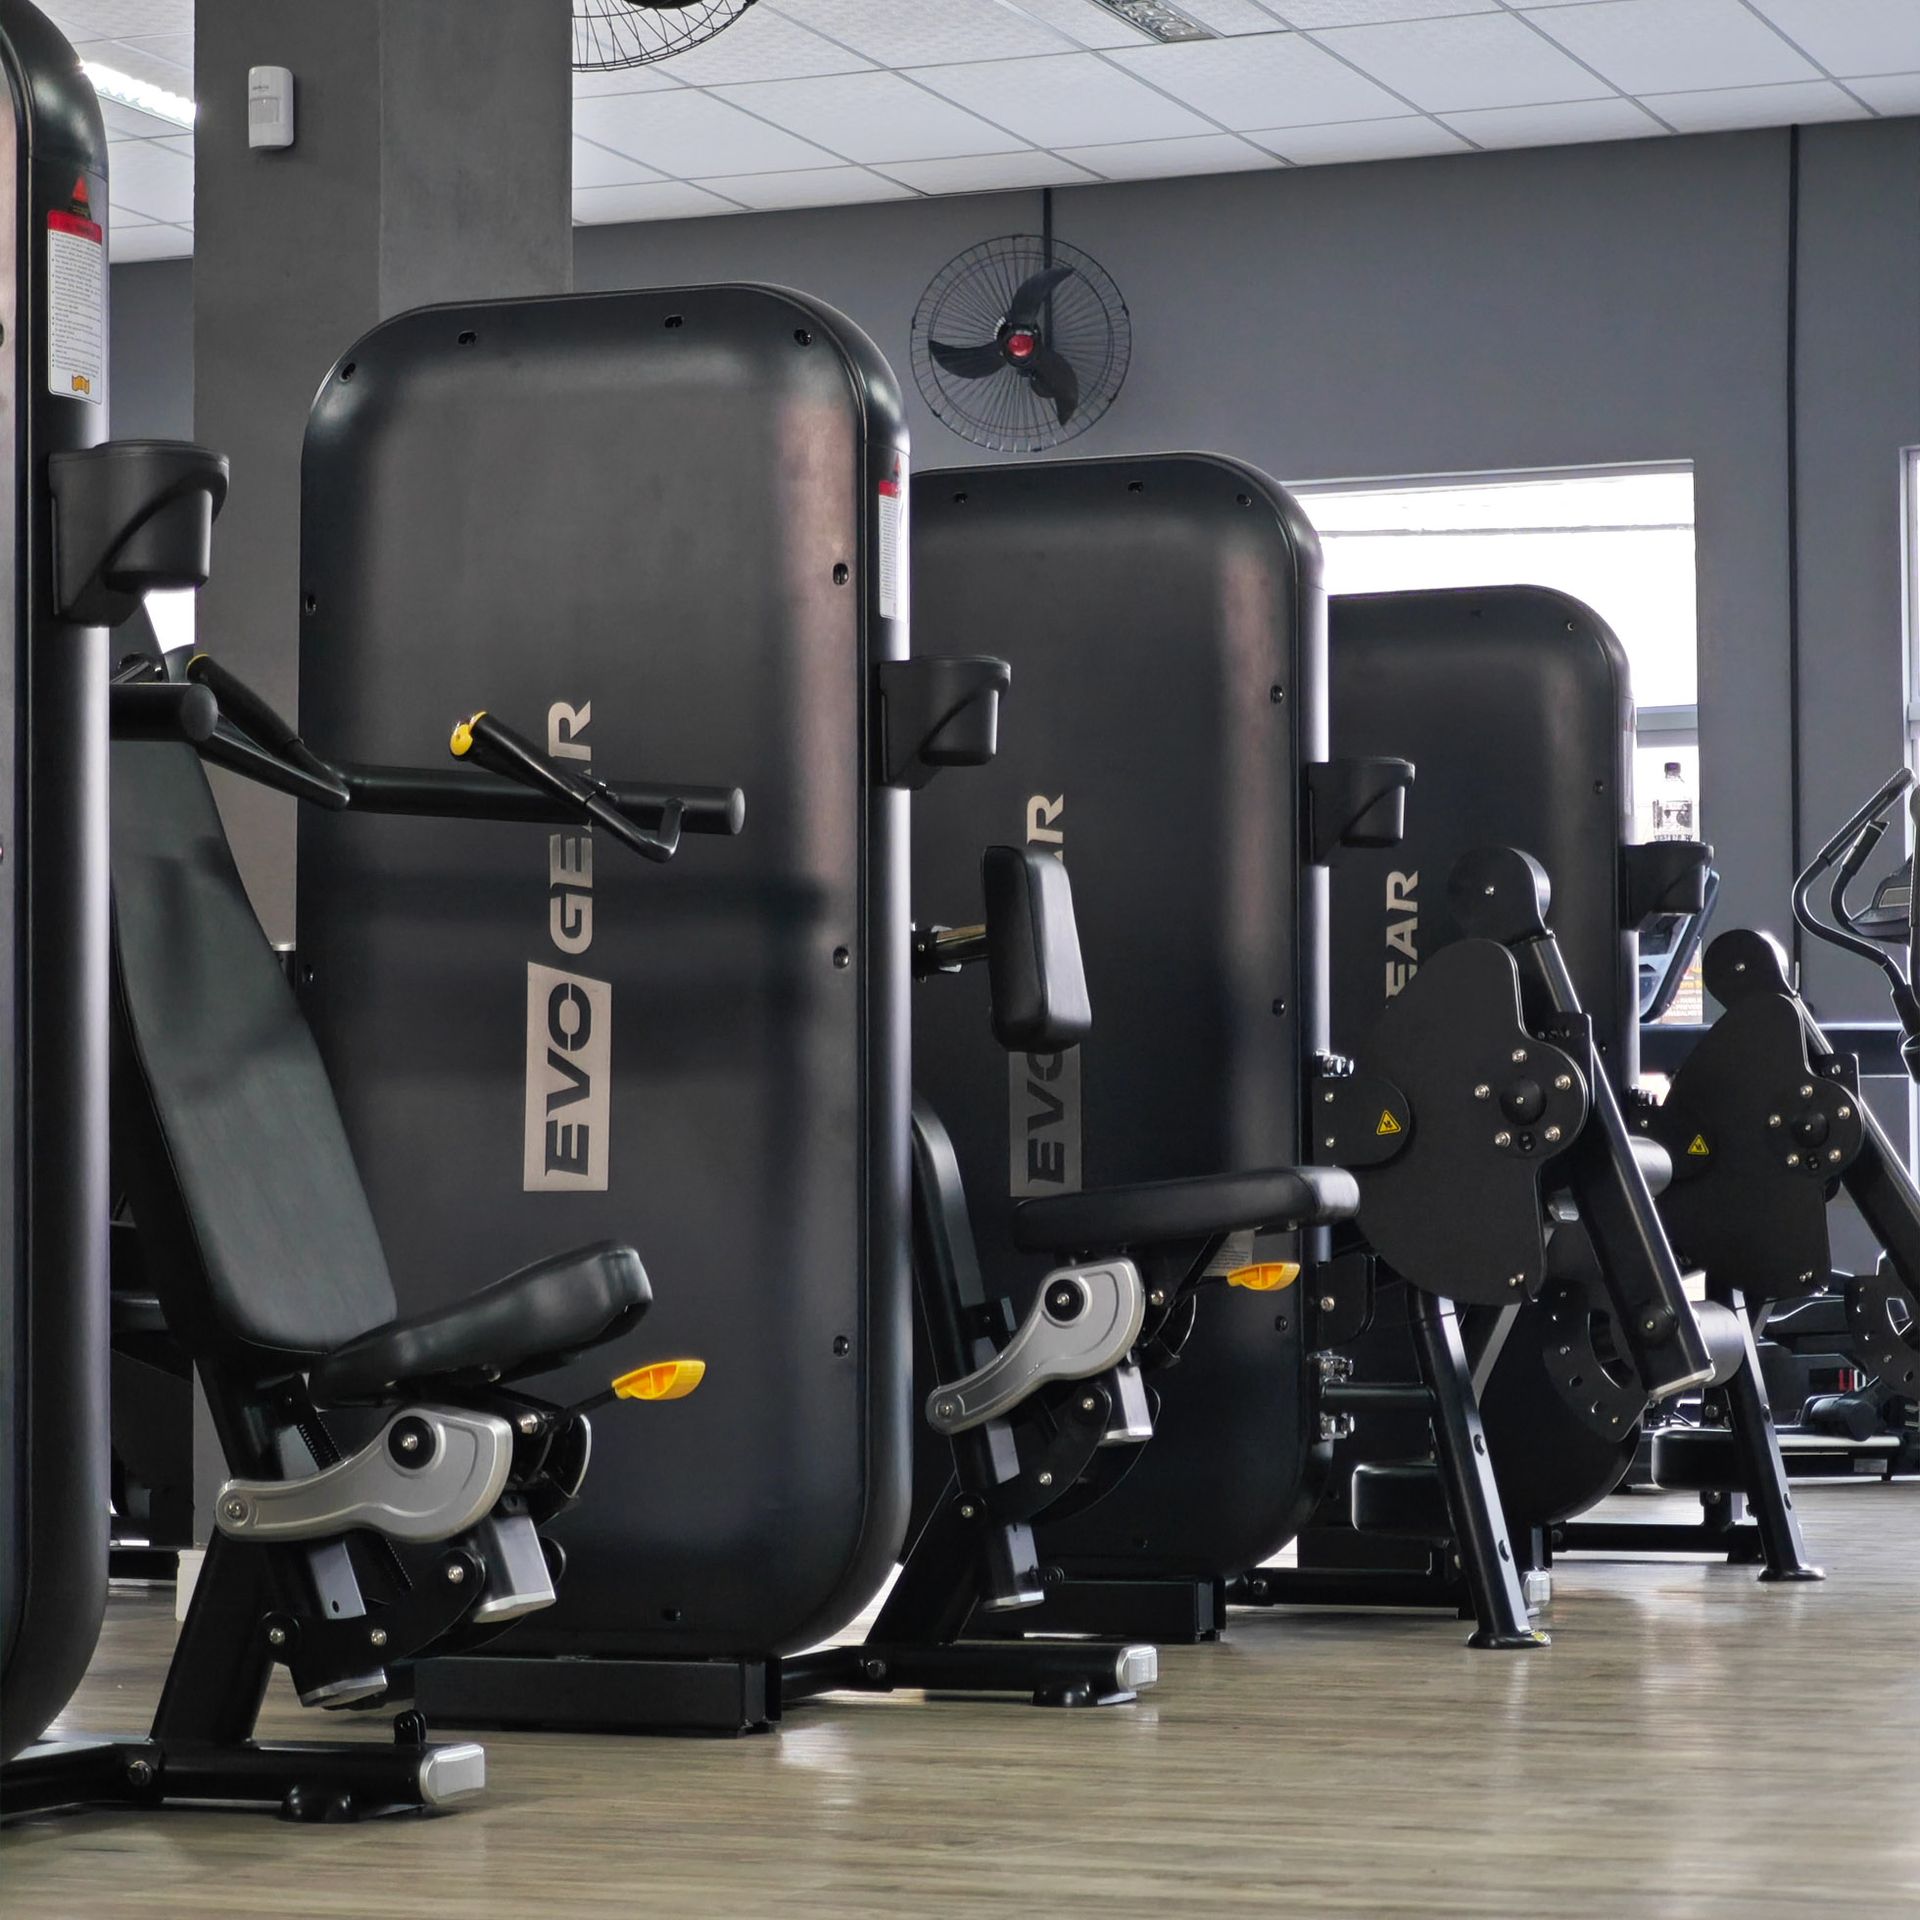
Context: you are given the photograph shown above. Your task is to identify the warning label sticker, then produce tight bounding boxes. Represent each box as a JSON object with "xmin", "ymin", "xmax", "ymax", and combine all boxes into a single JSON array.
[
  {"xmin": 48, "ymin": 209, "xmax": 105, "ymax": 405},
  {"xmin": 877, "ymin": 458, "xmax": 907, "ymax": 623},
  {"xmin": 1376, "ymin": 1109, "xmax": 1403, "ymax": 1137}
]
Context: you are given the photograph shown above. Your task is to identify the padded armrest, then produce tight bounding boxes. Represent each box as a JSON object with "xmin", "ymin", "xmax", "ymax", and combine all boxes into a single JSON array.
[
  {"xmin": 310, "ymin": 1241, "xmax": 650, "ymax": 1404},
  {"xmin": 1012, "ymin": 1165, "xmax": 1359, "ymax": 1255}
]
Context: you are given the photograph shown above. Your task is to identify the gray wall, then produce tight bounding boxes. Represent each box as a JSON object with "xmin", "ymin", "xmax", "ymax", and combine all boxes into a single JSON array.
[
  {"xmin": 111, "ymin": 115, "xmax": 1920, "ymax": 1024},
  {"xmin": 110, "ymin": 258, "xmax": 192, "ymax": 442}
]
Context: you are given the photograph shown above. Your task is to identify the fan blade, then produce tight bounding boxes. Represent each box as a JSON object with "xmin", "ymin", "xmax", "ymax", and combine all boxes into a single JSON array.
[
  {"xmin": 1026, "ymin": 347, "xmax": 1081, "ymax": 427},
  {"xmin": 929, "ymin": 338, "xmax": 1006, "ymax": 381},
  {"xmin": 1006, "ymin": 264, "xmax": 1077, "ymax": 329}
]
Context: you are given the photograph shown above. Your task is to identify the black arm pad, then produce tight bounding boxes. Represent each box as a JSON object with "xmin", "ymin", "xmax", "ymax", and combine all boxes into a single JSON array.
[{"xmin": 1012, "ymin": 1164, "xmax": 1360, "ymax": 1255}]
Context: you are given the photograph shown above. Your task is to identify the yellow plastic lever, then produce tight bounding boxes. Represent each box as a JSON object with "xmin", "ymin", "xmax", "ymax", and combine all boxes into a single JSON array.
[
  {"xmin": 611, "ymin": 1359, "xmax": 707, "ymax": 1403},
  {"xmin": 449, "ymin": 711, "xmax": 486, "ymax": 758},
  {"xmin": 1226, "ymin": 1262, "xmax": 1301, "ymax": 1293}
]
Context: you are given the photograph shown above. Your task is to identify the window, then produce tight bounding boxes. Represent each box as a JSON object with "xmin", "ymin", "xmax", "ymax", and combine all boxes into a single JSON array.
[
  {"xmin": 1298, "ymin": 464, "xmax": 1702, "ymax": 1018},
  {"xmin": 144, "ymin": 587, "xmax": 196, "ymax": 655}
]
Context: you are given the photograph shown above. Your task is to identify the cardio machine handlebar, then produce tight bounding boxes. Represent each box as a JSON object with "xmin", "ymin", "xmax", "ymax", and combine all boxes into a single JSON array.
[{"xmin": 1793, "ymin": 765, "xmax": 1920, "ymax": 1080}]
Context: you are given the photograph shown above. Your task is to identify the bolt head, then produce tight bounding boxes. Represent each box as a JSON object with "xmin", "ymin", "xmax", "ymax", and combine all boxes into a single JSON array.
[
  {"xmin": 1829, "ymin": 1149, "xmax": 1843, "ymax": 1163},
  {"xmin": 1786, "ymin": 1152, "xmax": 1800, "ymax": 1166},
  {"xmin": 958, "ymin": 1502, "xmax": 977, "ymax": 1520},
  {"xmin": 221, "ymin": 1496, "xmax": 247, "ymax": 1523},
  {"xmin": 1508, "ymin": 1273, "xmax": 1525, "ymax": 1288},
  {"xmin": 370, "ymin": 1627, "xmax": 388, "ymax": 1648},
  {"xmin": 517, "ymin": 1413, "xmax": 541, "ymax": 1436},
  {"xmin": 445, "ymin": 1563, "xmax": 466, "ymax": 1585},
  {"xmin": 1037, "ymin": 1470, "xmax": 1054, "ymax": 1487},
  {"xmin": 1544, "ymin": 1125, "xmax": 1563, "ymax": 1143},
  {"xmin": 267, "ymin": 1625, "xmax": 287, "ymax": 1647},
  {"xmin": 1800, "ymin": 1085, "xmax": 1814, "ymax": 1098},
  {"xmin": 1494, "ymin": 1130, "xmax": 1513, "ymax": 1148},
  {"xmin": 1554, "ymin": 1074, "xmax": 1573, "ymax": 1091},
  {"xmin": 1324, "ymin": 1135, "xmax": 1336, "ymax": 1148},
  {"xmin": 1080, "ymin": 1395, "xmax": 1098, "ymax": 1413},
  {"xmin": 1838, "ymin": 1106, "xmax": 1852, "ymax": 1120},
  {"xmin": 1149, "ymin": 1287, "xmax": 1167, "ymax": 1307},
  {"xmin": 398, "ymin": 1430, "xmax": 421, "ymax": 1452},
  {"xmin": 1318, "ymin": 1294, "xmax": 1336, "ymax": 1312},
  {"xmin": 1473, "ymin": 1083, "xmax": 1492, "ymax": 1100},
  {"xmin": 1323, "ymin": 1090, "xmax": 1335, "ymax": 1104},
  {"xmin": 126, "ymin": 1759, "xmax": 154, "ymax": 1787},
  {"xmin": 1768, "ymin": 1114, "xmax": 1782, "ymax": 1127},
  {"xmin": 1511, "ymin": 1048, "xmax": 1528, "ymax": 1063}
]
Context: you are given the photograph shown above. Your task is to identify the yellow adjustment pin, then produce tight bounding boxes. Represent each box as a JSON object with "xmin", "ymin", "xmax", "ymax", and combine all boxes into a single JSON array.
[
  {"xmin": 1227, "ymin": 1262, "xmax": 1301, "ymax": 1293},
  {"xmin": 449, "ymin": 711, "xmax": 486, "ymax": 757},
  {"xmin": 612, "ymin": 1359, "xmax": 707, "ymax": 1402}
]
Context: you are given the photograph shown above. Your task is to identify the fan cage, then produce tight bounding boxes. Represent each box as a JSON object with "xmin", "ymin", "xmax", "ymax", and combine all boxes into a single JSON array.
[
  {"xmin": 573, "ymin": 0, "xmax": 759, "ymax": 71},
  {"xmin": 911, "ymin": 235, "xmax": 1132, "ymax": 455}
]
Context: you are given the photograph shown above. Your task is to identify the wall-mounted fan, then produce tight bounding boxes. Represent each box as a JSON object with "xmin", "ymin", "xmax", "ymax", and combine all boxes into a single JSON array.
[
  {"xmin": 573, "ymin": 0, "xmax": 759, "ymax": 70},
  {"xmin": 911, "ymin": 221, "xmax": 1131, "ymax": 454}
]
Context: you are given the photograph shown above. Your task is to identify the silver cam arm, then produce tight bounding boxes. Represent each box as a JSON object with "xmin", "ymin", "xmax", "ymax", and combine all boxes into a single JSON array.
[
  {"xmin": 925, "ymin": 1259, "xmax": 1147, "ymax": 1437},
  {"xmin": 215, "ymin": 1406, "xmax": 515, "ymax": 1545}
]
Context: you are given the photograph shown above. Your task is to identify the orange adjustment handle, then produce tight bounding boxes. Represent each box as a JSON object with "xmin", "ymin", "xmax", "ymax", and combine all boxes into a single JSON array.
[
  {"xmin": 1226, "ymin": 1262, "xmax": 1302, "ymax": 1293},
  {"xmin": 611, "ymin": 1359, "xmax": 706, "ymax": 1402}
]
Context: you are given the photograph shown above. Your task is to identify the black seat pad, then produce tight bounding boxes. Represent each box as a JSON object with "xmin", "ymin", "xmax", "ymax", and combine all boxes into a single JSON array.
[
  {"xmin": 1013, "ymin": 1165, "xmax": 1360, "ymax": 1255},
  {"xmin": 310, "ymin": 1242, "xmax": 651, "ymax": 1404}
]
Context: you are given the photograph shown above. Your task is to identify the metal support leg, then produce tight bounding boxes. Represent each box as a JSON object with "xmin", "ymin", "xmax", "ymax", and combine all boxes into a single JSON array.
[
  {"xmin": 1409, "ymin": 1290, "xmax": 1547, "ymax": 1649},
  {"xmin": 1721, "ymin": 1300, "xmax": 1824, "ymax": 1582}
]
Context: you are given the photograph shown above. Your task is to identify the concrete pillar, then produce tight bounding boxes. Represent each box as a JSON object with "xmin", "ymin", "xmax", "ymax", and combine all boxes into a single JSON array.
[
  {"xmin": 188, "ymin": 1, "xmax": 572, "ymax": 1534},
  {"xmin": 193, "ymin": 0, "xmax": 573, "ymax": 938}
]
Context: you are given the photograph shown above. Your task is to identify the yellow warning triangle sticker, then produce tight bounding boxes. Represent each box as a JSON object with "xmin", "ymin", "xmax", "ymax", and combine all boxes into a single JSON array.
[
  {"xmin": 1376, "ymin": 1109, "xmax": 1403, "ymax": 1137},
  {"xmin": 1687, "ymin": 1134, "xmax": 1711, "ymax": 1157}
]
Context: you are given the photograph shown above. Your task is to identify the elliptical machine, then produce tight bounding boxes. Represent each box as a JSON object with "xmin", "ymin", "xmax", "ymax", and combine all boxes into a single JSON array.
[{"xmin": 1641, "ymin": 769, "xmax": 1920, "ymax": 1481}]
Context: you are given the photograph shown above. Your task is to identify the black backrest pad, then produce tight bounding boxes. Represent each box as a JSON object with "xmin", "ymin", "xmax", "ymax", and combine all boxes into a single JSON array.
[
  {"xmin": 295, "ymin": 287, "xmax": 909, "ymax": 1657},
  {"xmin": 110, "ymin": 701, "xmax": 398, "ymax": 1367},
  {"xmin": 912, "ymin": 455, "xmax": 1325, "ymax": 1578},
  {"xmin": 1328, "ymin": 587, "xmax": 1638, "ymax": 1074}
]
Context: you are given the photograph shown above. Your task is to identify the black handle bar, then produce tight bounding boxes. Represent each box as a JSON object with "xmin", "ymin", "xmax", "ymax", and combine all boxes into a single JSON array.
[{"xmin": 451, "ymin": 711, "xmax": 682, "ymax": 865}]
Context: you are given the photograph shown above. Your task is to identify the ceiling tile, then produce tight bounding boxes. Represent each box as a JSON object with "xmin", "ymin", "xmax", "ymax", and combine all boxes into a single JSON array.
[
  {"xmin": 109, "ymin": 221, "xmax": 191, "ymax": 264},
  {"xmin": 1749, "ymin": 1, "xmax": 1920, "ymax": 79},
  {"xmin": 911, "ymin": 52, "xmax": 1217, "ymax": 144},
  {"xmin": 997, "ymin": 0, "xmax": 1156, "ymax": 46},
  {"xmin": 1059, "ymin": 131, "xmax": 1281, "ymax": 177},
  {"xmin": 1312, "ymin": 12, "xmax": 1611, "ymax": 111},
  {"xmin": 1643, "ymin": 78, "xmax": 1872, "ymax": 131},
  {"xmin": 110, "ymin": 205, "xmax": 155, "ymax": 228},
  {"xmin": 41, "ymin": 1, "xmax": 189, "ymax": 38},
  {"xmin": 648, "ymin": 8, "xmax": 873, "ymax": 83},
  {"xmin": 774, "ymin": 0, "xmax": 1075, "ymax": 67},
  {"xmin": 691, "ymin": 164, "xmax": 914, "ymax": 209},
  {"xmin": 1441, "ymin": 96, "xmax": 1666, "ymax": 147},
  {"xmin": 71, "ymin": 33, "xmax": 193, "ymax": 95},
  {"xmin": 1109, "ymin": 32, "xmax": 1407, "ymax": 127},
  {"xmin": 713, "ymin": 70, "xmax": 1026, "ymax": 161},
  {"xmin": 573, "ymin": 136, "xmax": 665, "ymax": 188},
  {"xmin": 572, "ymin": 64, "xmax": 685, "ymax": 98},
  {"xmin": 121, "ymin": 31, "xmax": 192, "ymax": 73},
  {"xmin": 574, "ymin": 87, "xmax": 841, "ymax": 172},
  {"xmin": 106, "ymin": 138, "xmax": 192, "ymax": 223},
  {"xmin": 1178, "ymin": 0, "xmax": 1295, "ymax": 33},
  {"xmin": 1844, "ymin": 70, "xmax": 1920, "ymax": 114},
  {"xmin": 571, "ymin": 180, "xmax": 744, "ymax": 223},
  {"xmin": 1249, "ymin": 113, "xmax": 1470, "ymax": 162},
  {"xmin": 873, "ymin": 149, "xmax": 1101, "ymax": 191},
  {"xmin": 1524, "ymin": 0, "xmax": 1817, "ymax": 95},
  {"xmin": 1265, "ymin": 0, "xmax": 1499, "ymax": 22},
  {"xmin": 101, "ymin": 96, "xmax": 189, "ymax": 140},
  {"xmin": 157, "ymin": 133, "xmax": 193, "ymax": 157}
]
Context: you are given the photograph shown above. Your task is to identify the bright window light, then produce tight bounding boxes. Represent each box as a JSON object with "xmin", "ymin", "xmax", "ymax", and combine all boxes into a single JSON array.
[{"xmin": 83, "ymin": 63, "xmax": 195, "ymax": 129}]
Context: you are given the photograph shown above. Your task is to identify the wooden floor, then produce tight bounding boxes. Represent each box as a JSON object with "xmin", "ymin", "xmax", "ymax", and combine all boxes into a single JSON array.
[{"xmin": 9, "ymin": 1485, "xmax": 1920, "ymax": 1917}]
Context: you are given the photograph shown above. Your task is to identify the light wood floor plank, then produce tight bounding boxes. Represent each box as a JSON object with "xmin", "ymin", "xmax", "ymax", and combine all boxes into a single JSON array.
[{"xmin": 8, "ymin": 1486, "xmax": 1920, "ymax": 1917}]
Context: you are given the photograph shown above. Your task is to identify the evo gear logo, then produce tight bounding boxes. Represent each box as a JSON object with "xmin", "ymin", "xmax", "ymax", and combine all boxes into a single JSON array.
[
  {"xmin": 1009, "ymin": 793, "xmax": 1082, "ymax": 1197},
  {"xmin": 523, "ymin": 702, "xmax": 612, "ymax": 1192},
  {"xmin": 1384, "ymin": 869, "xmax": 1418, "ymax": 1000}
]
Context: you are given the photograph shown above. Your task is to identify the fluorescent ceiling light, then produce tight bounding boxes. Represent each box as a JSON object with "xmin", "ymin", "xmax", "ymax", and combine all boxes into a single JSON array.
[
  {"xmin": 1088, "ymin": 0, "xmax": 1216, "ymax": 41},
  {"xmin": 84, "ymin": 63, "xmax": 195, "ymax": 129}
]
